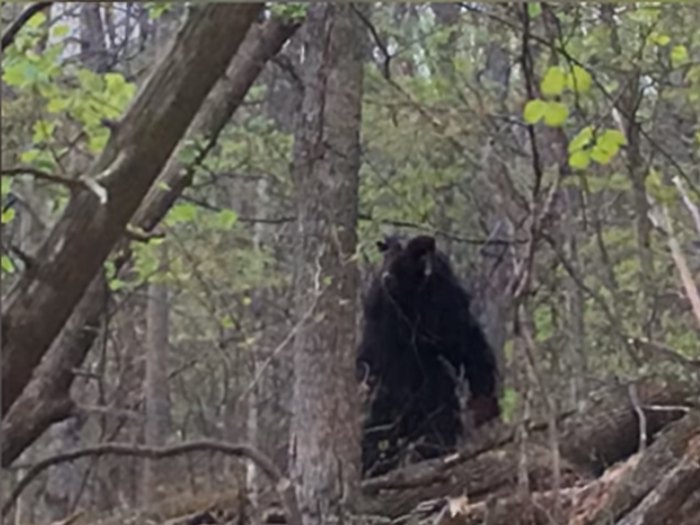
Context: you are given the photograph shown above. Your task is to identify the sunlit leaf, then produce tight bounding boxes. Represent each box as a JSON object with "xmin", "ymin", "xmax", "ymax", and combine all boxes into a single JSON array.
[
  {"xmin": 2, "ymin": 208, "xmax": 16, "ymax": 224},
  {"xmin": 671, "ymin": 45, "xmax": 689, "ymax": 66},
  {"xmin": 648, "ymin": 31, "xmax": 671, "ymax": 46},
  {"xmin": 167, "ymin": 203, "xmax": 198, "ymax": 224},
  {"xmin": 598, "ymin": 129, "xmax": 627, "ymax": 148},
  {"xmin": 3, "ymin": 63, "xmax": 26, "ymax": 87},
  {"xmin": 527, "ymin": 3, "xmax": 542, "ymax": 17},
  {"xmin": 540, "ymin": 66, "xmax": 566, "ymax": 97},
  {"xmin": 1, "ymin": 177, "xmax": 12, "ymax": 196},
  {"xmin": 500, "ymin": 388, "xmax": 518, "ymax": 423},
  {"xmin": 51, "ymin": 24, "xmax": 70, "ymax": 38},
  {"xmin": 523, "ymin": 99, "xmax": 546, "ymax": 124},
  {"xmin": 214, "ymin": 209, "xmax": 238, "ymax": 230},
  {"xmin": 568, "ymin": 126, "xmax": 594, "ymax": 153},
  {"xmin": 27, "ymin": 12, "xmax": 47, "ymax": 28},
  {"xmin": 1, "ymin": 255, "xmax": 15, "ymax": 274},
  {"xmin": 566, "ymin": 65, "xmax": 592, "ymax": 94},
  {"xmin": 47, "ymin": 97, "xmax": 70, "ymax": 113},
  {"xmin": 590, "ymin": 143, "xmax": 615, "ymax": 165},
  {"xmin": 543, "ymin": 101, "xmax": 569, "ymax": 127},
  {"xmin": 569, "ymin": 151, "xmax": 591, "ymax": 170},
  {"xmin": 32, "ymin": 120, "xmax": 56, "ymax": 143}
]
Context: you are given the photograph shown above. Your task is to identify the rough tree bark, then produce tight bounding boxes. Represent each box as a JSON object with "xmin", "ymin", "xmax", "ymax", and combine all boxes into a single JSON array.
[
  {"xmin": 288, "ymin": 4, "xmax": 366, "ymax": 524},
  {"xmin": 0, "ymin": 3, "xmax": 263, "ymax": 415}
]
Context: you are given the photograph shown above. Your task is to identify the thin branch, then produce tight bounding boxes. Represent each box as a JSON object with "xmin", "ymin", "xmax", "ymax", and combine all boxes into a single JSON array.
[
  {"xmin": 2, "ymin": 167, "xmax": 84, "ymax": 190},
  {"xmin": 1, "ymin": 1, "xmax": 53, "ymax": 51}
]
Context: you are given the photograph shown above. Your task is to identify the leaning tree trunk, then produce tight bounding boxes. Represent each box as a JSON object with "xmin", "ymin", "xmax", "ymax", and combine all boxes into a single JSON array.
[{"xmin": 288, "ymin": 3, "xmax": 366, "ymax": 524}]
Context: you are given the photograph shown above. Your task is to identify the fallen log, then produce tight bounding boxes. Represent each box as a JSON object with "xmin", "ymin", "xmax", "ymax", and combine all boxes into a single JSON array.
[{"xmin": 359, "ymin": 378, "xmax": 693, "ymax": 518}]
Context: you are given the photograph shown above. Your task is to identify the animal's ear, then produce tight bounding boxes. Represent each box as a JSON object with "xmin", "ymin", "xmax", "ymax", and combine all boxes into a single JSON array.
[
  {"xmin": 406, "ymin": 235, "xmax": 436, "ymax": 257},
  {"xmin": 376, "ymin": 240, "xmax": 389, "ymax": 252}
]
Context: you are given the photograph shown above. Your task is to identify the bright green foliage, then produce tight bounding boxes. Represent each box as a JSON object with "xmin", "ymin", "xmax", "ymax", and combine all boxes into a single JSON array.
[
  {"xmin": 524, "ymin": 99, "xmax": 547, "ymax": 124},
  {"xmin": 527, "ymin": 3, "xmax": 542, "ymax": 18},
  {"xmin": 500, "ymin": 387, "xmax": 519, "ymax": 423},
  {"xmin": 543, "ymin": 101, "xmax": 569, "ymax": 127},
  {"xmin": 146, "ymin": 2, "xmax": 172, "ymax": 20},
  {"xmin": 523, "ymin": 99, "xmax": 569, "ymax": 127},
  {"xmin": 1, "ymin": 255, "xmax": 15, "ymax": 274},
  {"xmin": 648, "ymin": 31, "xmax": 671, "ymax": 47},
  {"xmin": 670, "ymin": 45, "xmax": 689, "ymax": 66},
  {"xmin": 1, "ymin": 208, "xmax": 16, "ymax": 224},
  {"xmin": 166, "ymin": 203, "xmax": 199, "ymax": 226},
  {"xmin": 541, "ymin": 66, "xmax": 567, "ymax": 97},
  {"xmin": 568, "ymin": 127, "xmax": 626, "ymax": 169},
  {"xmin": 566, "ymin": 65, "xmax": 592, "ymax": 94},
  {"xmin": 270, "ymin": 2, "xmax": 308, "ymax": 21}
]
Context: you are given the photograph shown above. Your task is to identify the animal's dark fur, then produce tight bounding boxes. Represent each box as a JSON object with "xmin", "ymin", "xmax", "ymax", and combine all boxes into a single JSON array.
[{"xmin": 358, "ymin": 234, "xmax": 500, "ymax": 476}]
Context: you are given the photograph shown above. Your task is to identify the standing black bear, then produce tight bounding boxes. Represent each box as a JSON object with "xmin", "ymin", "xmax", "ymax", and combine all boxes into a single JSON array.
[{"xmin": 357, "ymin": 234, "xmax": 500, "ymax": 476}]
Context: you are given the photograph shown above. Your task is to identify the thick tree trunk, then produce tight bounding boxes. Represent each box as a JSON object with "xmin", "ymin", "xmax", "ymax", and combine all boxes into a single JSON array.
[
  {"xmin": 1, "ymin": 3, "xmax": 263, "ymax": 415},
  {"xmin": 288, "ymin": 4, "xmax": 366, "ymax": 524}
]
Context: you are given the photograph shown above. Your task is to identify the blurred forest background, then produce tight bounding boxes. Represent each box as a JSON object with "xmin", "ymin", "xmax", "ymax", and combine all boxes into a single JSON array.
[{"xmin": 1, "ymin": 2, "xmax": 699, "ymax": 525}]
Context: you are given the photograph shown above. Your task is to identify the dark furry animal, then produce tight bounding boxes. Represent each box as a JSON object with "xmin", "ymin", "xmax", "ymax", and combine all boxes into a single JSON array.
[{"xmin": 358, "ymin": 234, "xmax": 500, "ymax": 476}]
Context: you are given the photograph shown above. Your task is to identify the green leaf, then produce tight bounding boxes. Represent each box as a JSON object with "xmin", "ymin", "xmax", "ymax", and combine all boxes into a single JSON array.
[
  {"xmin": 3, "ymin": 63, "xmax": 26, "ymax": 87},
  {"xmin": 543, "ymin": 101, "xmax": 569, "ymax": 127},
  {"xmin": 32, "ymin": 120, "xmax": 56, "ymax": 143},
  {"xmin": 598, "ymin": 129, "xmax": 627, "ymax": 148},
  {"xmin": 47, "ymin": 97, "xmax": 70, "ymax": 113},
  {"xmin": 590, "ymin": 143, "xmax": 615, "ymax": 165},
  {"xmin": 671, "ymin": 45, "xmax": 689, "ymax": 66},
  {"xmin": 167, "ymin": 203, "xmax": 198, "ymax": 225},
  {"xmin": 214, "ymin": 209, "xmax": 238, "ymax": 230},
  {"xmin": 2, "ymin": 208, "xmax": 16, "ymax": 224},
  {"xmin": 1, "ymin": 177, "xmax": 13, "ymax": 197},
  {"xmin": 569, "ymin": 151, "xmax": 591, "ymax": 170},
  {"xmin": 500, "ymin": 387, "xmax": 519, "ymax": 423},
  {"xmin": 147, "ymin": 2, "xmax": 171, "ymax": 20},
  {"xmin": 649, "ymin": 31, "xmax": 671, "ymax": 47},
  {"xmin": 1, "ymin": 255, "xmax": 15, "ymax": 274},
  {"xmin": 87, "ymin": 128, "xmax": 109, "ymax": 154},
  {"xmin": 568, "ymin": 126, "xmax": 594, "ymax": 153},
  {"xmin": 566, "ymin": 65, "xmax": 592, "ymax": 94},
  {"xmin": 540, "ymin": 66, "xmax": 566, "ymax": 97},
  {"xmin": 20, "ymin": 149, "xmax": 40, "ymax": 164},
  {"xmin": 527, "ymin": 3, "xmax": 542, "ymax": 17},
  {"xmin": 27, "ymin": 11, "xmax": 47, "ymax": 28},
  {"xmin": 51, "ymin": 24, "xmax": 70, "ymax": 38},
  {"xmin": 589, "ymin": 129, "xmax": 626, "ymax": 165},
  {"xmin": 523, "ymin": 99, "xmax": 546, "ymax": 124}
]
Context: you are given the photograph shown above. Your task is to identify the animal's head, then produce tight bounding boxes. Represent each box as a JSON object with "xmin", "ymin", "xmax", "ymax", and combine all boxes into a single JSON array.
[{"xmin": 377, "ymin": 234, "xmax": 438, "ymax": 299}]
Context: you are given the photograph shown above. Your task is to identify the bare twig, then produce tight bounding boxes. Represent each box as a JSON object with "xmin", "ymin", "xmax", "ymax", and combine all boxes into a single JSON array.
[{"xmin": 2, "ymin": 167, "xmax": 84, "ymax": 190}]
